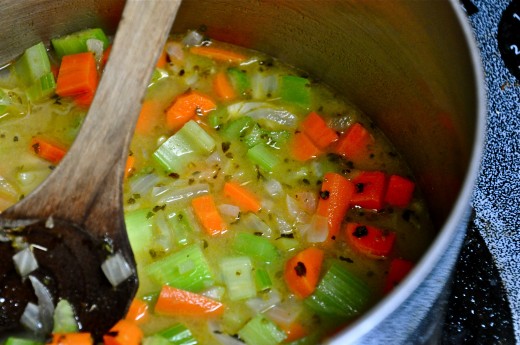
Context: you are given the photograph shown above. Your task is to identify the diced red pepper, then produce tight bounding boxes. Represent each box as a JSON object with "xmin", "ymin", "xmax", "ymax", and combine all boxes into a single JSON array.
[
  {"xmin": 333, "ymin": 122, "xmax": 375, "ymax": 161},
  {"xmin": 384, "ymin": 175, "xmax": 415, "ymax": 208},
  {"xmin": 350, "ymin": 171, "xmax": 387, "ymax": 210},
  {"xmin": 345, "ymin": 222, "xmax": 396, "ymax": 258},
  {"xmin": 383, "ymin": 258, "xmax": 414, "ymax": 293}
]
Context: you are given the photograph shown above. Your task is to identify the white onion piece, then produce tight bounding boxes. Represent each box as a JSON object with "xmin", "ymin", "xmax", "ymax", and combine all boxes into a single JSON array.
[
  {"xmin": 305, "ymin": 214, "xmax": 329, "ymax": 243},
  {"xmin": 165, "ymin": 41, "xmax": 184, "ymax": 62},
  {"xmin": 246, "ymin": 289, "xmax": 281, "ymax": 313},
  {"xmin": 250, "ymin": 73, "xmax": 278, "ymax": 100},
  {"xmin": 265, "ymin": 299, "xmax": 303, "ymax": 326},
  {"xmin": 129, "ymin": 173, "xmax": 161, "ymax": 196},
  {"xmin": 240, "ymin": 213, "xmax": 272, "ymax": 237},
  {"xmin": 275, "ymin": 216, "xmax": 293, "ymax": 235},
  {"xmin": 264, "ymin": 179, "xmax": 283, "ymax": 197},
  {"xmin": 29, "ymin": 275, "xmax": 54, "ymax": 334},
  {"xmin": 45, "ymin": 216, "xmax": 54, "ymax": 229},
  {"xmin": 13, "ymin": 247, "xmax": 38, "ymax": 277},
  {"xmin": 0, "ymin": 175, "xmax": 19, "ymax": 200},
  {"xmin": 86, "ymin": 38, "xmax": 104, "ymax": 63},
  {"xmin": 153, "ymin": 212, "xmax": 173, "ymax": 253},
  {"xmin": 20, "ymin": 302, "xmax": 42, "ymax": 333},
  {"xmin": 182, "ymin": 30, "xmax": 204, "ymax": 46},
  {"xmin": 218, "ymin": 204, "xmax": 240, "ymax": 219},
  {"xmin": 101, "ymin": 252, "xmax": 134, "ymax": 287},
  {"xmin": 153, "ymin": 183, "xmax": 210, "ymax": 206},
  {"xmin": 202, "ymin": 286, "xmax": 226, "ymax": 301},
  {"xmin": 208, "ymin": 321, "xmax": 245, "ymax": 345},
  {"xmin": 286, "ymin": 195, "xmax": 308, "ymax": 223},
  {"xmin": 247, "ymin": 108, "xmax": 297, "ymax": 128},
  {"xmin": 294, "ymin": 191, "xmax": 317, "ymax": 214},
  {"xmin": 205, "ymin": 151, "xmax": 222, "ymax": 165}
]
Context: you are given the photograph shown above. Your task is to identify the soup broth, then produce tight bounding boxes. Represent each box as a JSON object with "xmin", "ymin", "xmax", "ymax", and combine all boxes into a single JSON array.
[{"xmin": 0, "ymin": 29, "xmax": 435, "ymax": 344}]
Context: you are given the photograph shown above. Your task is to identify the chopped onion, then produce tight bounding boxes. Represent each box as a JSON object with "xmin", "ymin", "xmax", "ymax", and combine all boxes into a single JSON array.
[
  {"xmin": 129, "ymin": 173, "xmax": 161, "ymax": 196},
  {"xmin": 182, "ymin": 30, "xmax": 204, "ymax": 46},
  {"xmin": 154, "ymin": 183, "xmax": 210, "ymax": 206},
  {"xmin": 275, "ymin": 215, "xmax": 293, "ymax": 235},
  {"xmin": 208, "ymin": 321, "xmax": 245, "ymax": 345},
  {"xmin": 29, "ymin": 275, "xmax": 54, "ymax": 334},
  {"xmin": 218, "ymin": 203, "xmax": 240, "ymax": 219},
  {"xmin": 240, "ymin": 213, "xmax": 272, "ymax": 237},
  {"xmin": 305, "ymin": 214, "xmax": 329, "ymax": 243},
  {"xmin": 286, "ymin": 195, "xmax": 309, "ymax": 223},
  {"xmin": 153, "ymin": 211, "xmax": 173, "ymax": 253},
  {"xmin": 45, "ymin": 216, "xmax": 54, "ymax": 229},
  {"xmin": 294, "ymin": 191, "xmax": 317, "ymax": 214},
  {"xmin": 264, "ymin": 179, "xmax": 283, "ymax": 197},
  {"xmin": 205, "ymin": 151, "xmax": 222, "ymax": 165},
  {"xmin": 0, "ymin": 175, "xmax": 19, "ymax": 201},
  {"xmin": 86, "ymin": 38, "xmax": 104, "ymax": 63},
  {"xmin": 202, "ymin": 286, "xmax": 226, "ymax": 301},
  {"xmin": 246, "ymin": 289, "xmax": 281, "ymax": 313},
  {"xmin": 20, "ymin": 302, "xmax": 42, "ymax": 333},
  {"xmin": 13, "ymin": 246, "xmax": 38, "ymax": 277},
  {"xmin": 165, "ymin": 41, "xmax": 184, "ymax": 62},
  {"xmin": 101, "ymin": 252, "xmax": 134, "ymax": 287},
  {"xmin": 250, "ymin": 73, "xmax": 278, "ymax": 100},
  {"xmin": 226, "ymin": 102, "xmax": 297, "ymax": 128}
]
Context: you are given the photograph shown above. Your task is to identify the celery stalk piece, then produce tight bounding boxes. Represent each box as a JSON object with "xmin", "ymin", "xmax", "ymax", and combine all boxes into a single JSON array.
[
  {"xmin": 180, "ymin": 120, "xmax": 216, "ymax": 154},
  {"xmin": 51, "ymin": 28, "xmax": 109, "ymax": 58},
  {"xmin": 237, "ymin": 315, "xmax": 287, "ymax": 345},
  {"xmin": 233, "ymin": 232, "xmax": 279, "ymax": 264},
  {"xmin": 4, "ymin": 338, "xmax": 43, "ymax": 345},
  {"xmin": 247, "ymin": 143, "xmax": 280, "ymax": 172},
  {"xmin": 143, "ymin": 336, "xmax": 171, "ymax": 345},
  {"xmin": 26, "ymin": 72, "xmax": 56, "ymax": 102},
  {"xmin": 219, "ymin": 256, "xmax": 256, "ymax": 301},
  {"xmin": 255, "ymin": 267, "xmax": 273, "ymax": 292},
  {"xmin": 13, "ymin": 42, "xmax": 51, "ymax": 87},
  {"xmin": 52, "ymin": 299, "xmax": 79, "ymax": 333},
  {"xmin": 158, "ymin": 323, "xmax": 198, "ymax": 345},
  {"xmin": 278, "ymin": 75, "xmax": 311, "ymax": 109},
  {"xmin": 145, "ymin": 244, "xmax": 214, "ymax": 292},
  {"xmin": 124, "ymin": 208, "xmax": 154, "ymax": 259},
  {"xmin": 243, "ymin": 123, "xmax": 290, "ymax": 149},
  {"xmin": 305, "ymin": 260, "xmax": 372, "ymax": 319},
  {"xmin": 227, "ymin": 67, "xmax": 249, "ymax": 95},
  {"xmin": 221, "ymin": 116, "xmax": 254, "ymax": 141}
]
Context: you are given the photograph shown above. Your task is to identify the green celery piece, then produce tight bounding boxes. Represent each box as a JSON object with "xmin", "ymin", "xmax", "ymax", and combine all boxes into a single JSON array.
[
  {"xmin": 51, "ymin": 28, "xmax": 109, "ymax": 58},
  {"xmin": 148, "ymin": 68, "xmax": 169, "ymax": 88},
  {"xmin": 143, "ymin": 336, "xmax": 170, "ymax": 345},
  {"xmin": 247, "ymin": 143, "xmax": 280, "ymax": 172},
  {"xmin": 278, "ymin": 75, "xmax": 311, "ymax": 109},
  {"xmin": 227, "ymin": 67, "xmax": 249, "ymax": 95},
  {"xmin": 207, "ymin": 106, "xmax": 229, "ymax": 129},
  {"xmin": 26, "ymin": 72, "xmax": 56, "ymax": 102},
  {"xmin": 145, "ymin": 244, "xmax": 214, "ymax": 292},
  {"xmin": 243, "ymin": 123, "xmax": 290, "ymax": 149},
  {"xmin": 167, "ymin": 211, "xmax": 195, "ymax": 246},
  {"xmin": 219, "ymin": 256, "xmax": 256, "ymax": 301},
  {"xmin": 238, "ymin": 315, "xmax": 287, "ymax": 345},
  {"xmin": 305, "ymin": 260, "xmax": 371, "ymax": 319},
  {"xmin": 4, "ymin": 338, "xmax": 43, "ymax": 345},
  {"xmin": 233, "ymin": 232, "xmax": 279, "ymax": 264},
  {"xmin": 153, "ymin": 120, "xmax": 215, "ymax": 173},
  {"xmin": 52, "ymin": 299, "xmax": 79, "ymax": 333},
  {"xmin": 13, "ymin": 42, "xmax": 51, "ymax": 87},
  {"xmin": 158, "ymin": 323, "xmax": 198, "ymax": 345},
  {"xmin": 274, "ymin": 236, "xmax": 300, "ymax": 252},
  {"xmin": 255, "ymin": 267, "xmax": 272, "ymax": 292},
  {"xmin": 124, "ymin": 208, "xmax": 154, "ymax": 258},
  {"xmin": 221, "ymin": 116, "xmax": 255, "ymax": 141}
]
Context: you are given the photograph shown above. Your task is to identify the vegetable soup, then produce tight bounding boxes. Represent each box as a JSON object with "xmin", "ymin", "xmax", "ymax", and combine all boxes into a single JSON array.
[{"xmin": 0, "ymin": 28, "xmax": 436, "ymax": 345}]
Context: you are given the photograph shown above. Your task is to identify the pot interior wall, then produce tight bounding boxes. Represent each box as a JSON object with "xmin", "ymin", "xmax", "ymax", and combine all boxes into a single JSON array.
[{"xmin": 0, "ymin": 0, "xmax": 477, "ymax": 229}]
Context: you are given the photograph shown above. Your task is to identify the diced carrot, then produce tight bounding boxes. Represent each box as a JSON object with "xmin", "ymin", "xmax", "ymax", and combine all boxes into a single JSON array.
[
  {"xmin": 316, "ymin": 172, "xmax": 355, "ymax": 241},
  {"xmin": 103, "ymin": 319, "xmax": 143, "ymax": 345},
  {"xmin": 350, "ymin": 171, "xmax": 387, "ymax": 210},
  {"xmin": 47, "ymin": 333, "xmax": 93, "ymax": 345},
  {"xmin": 278, "ymin": 321, "xmax": 308, "ymax": 343},
  {"xmin": 102, "ymin": 45, "xmax": 112, "ymax": 67},
  {"xmin": 213, "ymin": 71, "xmax": 236, "ymax": 100},
  {"xmin": 156, "ymin": 49, "xmax": 168, "ymax": 68},
  {"xmin": 345, "ymin": 223, "xmax": 396, "ymax": 258},
  {"xmin": 300, "ymin": 112, "xmax": 338, "ymax": 149},
  {"xmin": 291, "ymin": 131, "xmax": 322, "ymax": 161},
  {"xmin": 30, "ymin": 137, "xmax": 67, "ymax": 164},
  {"xmin": 284, "ymin": 247, "xmax": 324, "ymax": 299},
  {"xmin": 166, "ymin": 90, "xmax": 217, "ymax": 131},
  {"xmin": 135, "ymin": 100, "xmax": 163, "ymax": 134},
  {"xmin": 223, "ymin": 181, "xmax": 261, "ymax": 213},
  {"xmin": 384, "ymin": 175, "xmax": 415, "ymax": 208},
  {"xmin": 155, "ymin": 285, "xmax": 224, "ymax": 317},
  {"xmin": 55, "ymin": 52, "xmax": 98, "ymax": 105},
  {"xmin": 125, "ymin": 298, "xmax": 149, "ymax": 324},
  {"xmin": 384, "ymin": 258, "xmax": 414, "ymax": 294},
  {"xmin": 73, "ymin": 91, "xmax": 95, "ymax": 107},
  {"xmin": 191, "ymin": 194, "xmax": 227, "ymax": 236},
  {"xmin": 190, "ymin": 45, "xmax": 247, "ymax": 63},
  {"xmin": 124, "ymin": 155, "xmax": 135, "ymax": 179},
  {"xmin": 334, "ymin": 122, "xmax": 375, "ymax": 161}
]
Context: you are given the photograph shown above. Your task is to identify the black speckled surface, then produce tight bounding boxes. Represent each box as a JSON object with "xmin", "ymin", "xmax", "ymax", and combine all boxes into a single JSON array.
[{"xmin": 442, "ymin": 0, "xmax": 520, "ymax": 343}]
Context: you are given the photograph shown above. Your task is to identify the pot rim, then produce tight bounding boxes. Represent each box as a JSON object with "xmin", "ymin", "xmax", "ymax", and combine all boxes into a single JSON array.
[{"xmin": 327, "ymin": 1, "xmax": 487, "ymax": 343}]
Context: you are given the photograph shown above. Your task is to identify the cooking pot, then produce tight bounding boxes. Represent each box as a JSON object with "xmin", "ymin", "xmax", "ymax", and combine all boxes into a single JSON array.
[{"xmin": 0, "ymin": 0, "xmax": 485, "ymax": 344}]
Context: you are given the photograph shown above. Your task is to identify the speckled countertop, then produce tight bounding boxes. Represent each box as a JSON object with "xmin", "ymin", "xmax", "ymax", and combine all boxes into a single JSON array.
[{"xmin": 442, "ymin": 1, "xmax": 520, "ymax": 344}]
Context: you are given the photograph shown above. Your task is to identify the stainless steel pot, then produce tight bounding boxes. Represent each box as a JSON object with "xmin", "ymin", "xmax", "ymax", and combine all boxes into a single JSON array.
[{"xmin": 0, "ymin": 0, "xmax": 485, "ymax": 344}]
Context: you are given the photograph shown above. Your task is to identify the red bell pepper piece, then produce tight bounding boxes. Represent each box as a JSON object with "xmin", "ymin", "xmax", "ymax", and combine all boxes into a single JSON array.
[
  {"xmin": 384, "ymin": 175, "xmax": 415, "ymax": 208},
  {"xmin": 350, "ymin": 171, "xmax": 387, "ymax": 210},
  {"xmin": 383, "ymin": 258, "xmax": 414, "ymax": 293},
  {"xmin": 345, "ymin": 222, "xmax": 396, "ymax": 258}
]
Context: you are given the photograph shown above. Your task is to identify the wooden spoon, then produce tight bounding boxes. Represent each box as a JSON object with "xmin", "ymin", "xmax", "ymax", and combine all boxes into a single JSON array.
[{"xmin": 0, "ymin": 0, "xmax": 181, "ymax": 338}]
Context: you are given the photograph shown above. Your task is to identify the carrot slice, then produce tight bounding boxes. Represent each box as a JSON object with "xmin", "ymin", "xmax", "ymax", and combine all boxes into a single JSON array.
[
  {"xmin": 55, "ymin": 52, "xmax": 98, "ymax": 105},
  {"xmin": 284, "ymin": 247, "xmax": 324, "ymax": 299},
  {"xmin": 156, "ymin": 49, "xmax": 168, "ymax": 68},
  {"xmin": 166, "ymin": 90, "xmax": 217, "ymax": 131},
  {"xmin": 384, "ymin": 258, "xmax": 414, "ymax": 293},
  {"xmin": 103, "ymin": 319, "xmax": 143, "ymax": 345},
  {"xmin": 345, "ymin": 223, "xmax": 396, "ymax": 258},
  {"xmin": 191, "ymin": 194, "xmax": 227, "ymax": 236},
  {"xmin": 155, "ymin": 285, "xmax": 224, "ymax": 317},
  {"xmin": 135, "ymin": 99, "xmax": 163, "ymax": 134},
  {"xmin": 334, "ymin": 122, "xmax": 375, "ymax": 161},
  {"xmin": 125, "ymin": 298, "xmax": 149, "ymax": 324},
  {"xmin": 48, "ymin": 333, "xmax": 93, "ymax": 345},
  {"xmin": 278, "ymin": 321, "xmax": 308, "ymax": 343},
  {"xmin": 350, "ymin": 171, "xmax": 387, "ymax": 210},
  {"xmin": 291, "ymin": 131, "xmax": 322, "ymax": 161},
  {"xmin": 30, "ymin": 137, "xmax": 67, "ymax": 164},
  {"xmin": 223, "ymin": 181, "xmax": 261, "ymax": 213},
  {"xmin": 190, "ymin": 45, "xmax": 247, "ymax": 63},
  {"xmin": 213, "ymin": 71, "xmax": 236, "ymax": 100},
  {"xmin": 300, "ymin": 112, "xmax": 338, "ymax": 149},
  {"xmin": 384, "ymin": 174, "xmax": 415, "ymax": 208},
  {"xmin": 316, "ymin": 172, "xmax": 355, "ymax": 241}
]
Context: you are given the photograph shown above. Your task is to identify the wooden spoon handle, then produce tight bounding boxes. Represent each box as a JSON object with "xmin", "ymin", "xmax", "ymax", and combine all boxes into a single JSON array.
[{"xmin": 6, "ymin": 0, "xmax": 181, "ymax": 222}]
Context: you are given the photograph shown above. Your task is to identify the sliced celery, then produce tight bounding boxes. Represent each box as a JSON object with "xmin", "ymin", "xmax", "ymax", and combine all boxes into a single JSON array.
[
  {"xmin": 221, "ymin": 116, "xmax": 254, "ymax": 140},
  {"xmin": 227, "ymin": 67, "xmax": 249, "ymax": 95},
  {"xmin": 51, "ymin": 28, "xmax": 109, "ymax": 58},
  {"xmin": 158, "ymin": 323, "xmax": 198, "ymax": 345},
  {"xmin": 52, "ymin": 299, "xmax": 79, "ymax": 333},
  {"xmin": 207, "ymin": 106, "xmax": 229, "ymax": 129},
  {"xmin": 274, "ymin": 236, "xmax": 300, "ymax": 252},
  {"xmin": 247, "ymin": 143, "xmax": 280, "ymax": 172},
  {"xmin": 145, "ymin": 244, "xmax": 214, "ymax": 292},
  {"xmin": 124, "ymin": 208, "xmax": 154, "ymax": 259},
  {"xmin": 243, "ymin": 123, "xmax": 290, "ymax": 149},
  {"xmin": 153, "ymin": 120, "xmax": 215, "ymax": 173},
  {"xmin": 13, "ymin": 42, "xmax": 51, "ymax": 87},
  {"xmin": 255, "ymin": 267, "xmax": 273, "ymax": 292},
  {"xmin": 237, "ymin": 315, "xmax": 287, "ymax": 345},
  {"xmin": 167, "ymin": 211, "xmax": 195, "ymax": 246},
  {"xmin": 26, "ymin": 72, "xmax": 56, "ymax": 102},
  {"xmin": 4, "ymin": 338, "xmax": 43, "ymax": 345},
  {"xmin": 305, "ymin": 260, "xmax": 371, "ymax": 319},
  {"xmin": 219, "ymin": 256, "xmax": 256, "ymax": 301},
  {"xmin": 233, "ymin": 232, "xmax": 279, "ymax": 264},
  {"xmin": 143, "ymin": 336, "xmax": 170, "ymax": 345},
  {"xmin": 278, "ymin": 75, "xmax": 311, "ymax": 109}
]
